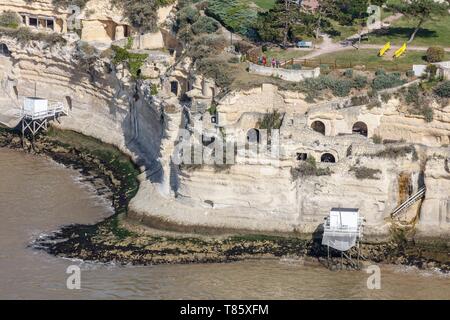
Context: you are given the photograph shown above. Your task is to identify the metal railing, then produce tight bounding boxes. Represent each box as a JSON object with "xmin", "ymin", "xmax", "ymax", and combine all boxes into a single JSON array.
[
  {"xmin": 20, "ymin": 102, "xmax": 66, "ymax": 120},
  {"xmin": 391, "ymin": 186, "xmax": 426, "ymax": 218}
]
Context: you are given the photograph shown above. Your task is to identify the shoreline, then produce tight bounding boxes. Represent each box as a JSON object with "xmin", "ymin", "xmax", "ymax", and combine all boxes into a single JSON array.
[{"xmin": 0, "ymin": 127, "xmax": 449, "ymax": 272}]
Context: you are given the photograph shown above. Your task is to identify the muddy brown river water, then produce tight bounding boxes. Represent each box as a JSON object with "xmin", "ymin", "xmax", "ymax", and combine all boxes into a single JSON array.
[{"xmin": 0, "ymin": 148, "xmax": 449, "ymax": 300}]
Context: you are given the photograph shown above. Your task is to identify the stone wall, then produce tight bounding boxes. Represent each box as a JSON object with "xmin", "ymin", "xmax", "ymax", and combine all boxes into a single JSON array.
[{"xmin": 248, "ymin": 62, "xmax": 320, "ymax": 82}]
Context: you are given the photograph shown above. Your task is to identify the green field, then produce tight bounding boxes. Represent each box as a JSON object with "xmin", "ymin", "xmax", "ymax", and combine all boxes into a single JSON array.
[{"xmin": 315, "ymin": 49, "xmax": 450, "ymax": 71}]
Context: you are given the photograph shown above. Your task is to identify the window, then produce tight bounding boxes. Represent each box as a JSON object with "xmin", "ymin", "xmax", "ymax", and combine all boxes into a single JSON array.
[
  {"xmin": 296, "ymin": 153, "xmax": 308, "ymax": 161},
  {"xmin": 46, "ymin": 19, "xmax": 54, "ymax": 30},
  {"xmin": 29, "ymin": 17, "xmax": 38, "ymax": 28}
]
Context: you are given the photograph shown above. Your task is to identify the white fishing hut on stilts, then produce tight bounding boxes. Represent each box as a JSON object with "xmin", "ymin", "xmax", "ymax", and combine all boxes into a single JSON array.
[
  {"xmin": 322, "ymin": 208, "xmax": 365, "ymax": 270},
  {"xmin": 21, "ymin": 97, "xmax": 67, "ymax": 138}
]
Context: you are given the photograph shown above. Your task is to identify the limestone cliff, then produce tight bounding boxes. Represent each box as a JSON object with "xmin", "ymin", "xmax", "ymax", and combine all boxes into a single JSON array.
[{"xmin": 1, "ymin": 32, "xmax": 449, "ymax": 239}]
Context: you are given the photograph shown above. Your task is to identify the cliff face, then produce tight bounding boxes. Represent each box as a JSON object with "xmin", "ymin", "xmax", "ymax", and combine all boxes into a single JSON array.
[{"xmin": 1, "ymin": 35, "xmax": 449, "ymax": 238}]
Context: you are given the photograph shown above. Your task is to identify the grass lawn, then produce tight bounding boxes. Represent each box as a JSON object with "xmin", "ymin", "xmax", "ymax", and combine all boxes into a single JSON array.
[
  {"xmin": 329, "ymin": 20, "xmax": 360, "ymax": 42},
  {"xmin": 367, "ymin": 14, "xmax": 450, "ymax": 47},
  {"xmin": 252, "ymin": 0, "xmax": 276, "ymax": 10},
  {"xmin": 264, "ymin": 47, "xmax": 313, "ymax": 60},
  {"xmin": 314, "ymin": 49, "xmax": 450, "ymax": 71}
]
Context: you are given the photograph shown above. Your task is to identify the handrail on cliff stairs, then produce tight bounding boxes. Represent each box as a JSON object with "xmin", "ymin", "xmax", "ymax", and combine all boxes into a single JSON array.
[{"xmin": 391, "ymin": 186, "xmax": 426, "ymax": 218}]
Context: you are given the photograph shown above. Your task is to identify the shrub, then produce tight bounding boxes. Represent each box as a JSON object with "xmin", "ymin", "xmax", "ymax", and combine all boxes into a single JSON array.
[
  {"xmin": 205, "ymin": 0, "xmax": 258, "ymax": 37},
  {"xmin": 191, "ymin": 16, "xmax": 219, "ymax": 35},
  {"xmin": 381, "ymin": 92, "xmax": 391, "ymax": 103},
  {"xmin": 291, "ymin": 157, "xmax": 331, "ymax": 180},
  {"xmin": 434, "ymin": 81, "xmax": 450, "ymax": 98},
  {"xmin": 343, "ymin": 69, "xmax": 353, "ymax": 78},
  {"xmin": 0, "ymin": 11, "xmax": 21, "ymax": 29},
  {"xmin": 426, "ymin": 64, "xmax": 438, "ymax": 79},
  {"xmin": 196, "ymin": 58, "xmax": 233, "ymax": 88},
  {"xmin": 351, "ymin": 95, "xmax": 370, "ymax": 106},
  {"xmin": 374, "ymin": 146, "xmax": 418, "ymax": 160},
  {"xmin": 349, "ymin": 166, "xmax": 381, "ymax": 180},
  {"xmin": 372, "ymin": 134, "xmax": 382, "ymax": 144},
  {"xmin": 320, "ymin": 64, "xmax": 330, "ymax": 74},
  {"xmin": 258, "ymin": 110, "xmax": 283, "ymax": 131},
  {"xmin": 330, "ymin": 78, "xmax": 353, "ymax": 97},
  {"xmin": 406, "ymin": 69, "xmax": 415, "ymax": 78},
  {"xmin": 372, "ymin": 72, "xmax": 405, "ymax": 91},
  {"xmin": 405, "ymin": 85, "xmax": 420, "ymax": 106},
  {"xmin": 422, "ymin": 106, "xmax": 434, "ymax": 122},
  {"xmin": 426, "ymin": 46, "xmax": 445, "ymax": 63},
  {"xmin": 0, "ymin": 26, "xmax": 66, "ymax": 46},
  {"xmin": 177, "ymin": 5, "xmax": 200, "ymax": 29},
  {"xmin": 353, "ymin": 75, "xmax": 368, "ymax": 89},
  {"xmin": 111, "ymin": 45, "xmax": 148, "ymax": 79}
]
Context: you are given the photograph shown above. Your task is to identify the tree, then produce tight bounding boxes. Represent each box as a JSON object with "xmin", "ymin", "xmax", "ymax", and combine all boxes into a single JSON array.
[
  {"xmin": 255, "ymin": 0, "xmax": 302, "ymax": 46},
  {"xmin": 299, "ymin": 0, "xmax": 335, "ymax": 40},
  {"xmin": 323, "ymin": 0, "xmax": 387, "ymax": 48},
  {"xmin": 388, "ymin": 0, "xmax": 449, "ymax": 43}
]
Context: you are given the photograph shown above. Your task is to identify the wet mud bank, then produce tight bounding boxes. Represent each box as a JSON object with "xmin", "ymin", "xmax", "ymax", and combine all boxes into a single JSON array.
[{"xmin": 0, "ymin": 127, "xmax": 448, "ymax": 272}]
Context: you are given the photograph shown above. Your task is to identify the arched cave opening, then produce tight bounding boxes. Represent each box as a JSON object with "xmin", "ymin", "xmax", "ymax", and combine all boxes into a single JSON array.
[
  {"xmin": 352, "ymin": 121, "xmax": 368, "ymax": 137},
  {"xmin": 311, "ymin": 120, "xmax": 326, "ymax": 135},
  {"xmin": 321, "ymin": 153, "xmax": 336, "ymax": 163}
]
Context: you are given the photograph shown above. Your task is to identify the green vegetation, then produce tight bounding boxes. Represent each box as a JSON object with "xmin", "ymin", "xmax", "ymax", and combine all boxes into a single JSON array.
[
  {"xmin": 291, "ymin": 157, "xmax": 332, "ymax": 180},
  {"xmin": 426, "ymin": 46, "xmax": 445, "ymax": 63},
  {"xmin": 349, "ymin": 166, "xmax": 382, "ymax": 180},
  {"xmin": 367, "ymin": 13, "xmax": 450, "ymax": 47},
  {"xmin": 0, "ymin": 10, "xmax": 21, "ymax": 29},
  {"xmin": 386, "ymin": 0, "xmax": 449, "ymax": 43},
  {"xmin": 191, "ymin": 16, "xmax": 220, "ymax": 35},
  {"xmin": 0, "ymin": 26, "xmax": 66, "ymax": 46},
  {"xmin": 111, "ymin": 45, "xmax": 148, "ymax": 79},
  {"xmin": 434, "ymin": 81, "xmax": 450, "ymax": 98},
  {"xmin": 263, "ymin": 48, "xmax": 312, "ymax": 61},
  {"xmin": 372, "ymin": 70, "xmax": 406, "ymax": 90},
  {"xmin": 46, "ymin": 127, "xmax": 140, "ymax": 201},
  {"xmin": 206, "ymin": 0, "xmax": 259, "ymax": 38},
  {"xmin": 257, "ymin": 110, "xmax": 283, "ymax": 136},
  {"xmin": 253, "ymin": 0, "xmax": 276, "ymax": 10},
  {"xmin": 315, "ymin": 49, "xmax": 450, "ymax": 72},
  {"xmin": 373, "ymin": 145, "xmax": 418, "ymax": 160},
  {"xmin": 110, "ymin": 0, "xmax": 177, "ymax": 33}
]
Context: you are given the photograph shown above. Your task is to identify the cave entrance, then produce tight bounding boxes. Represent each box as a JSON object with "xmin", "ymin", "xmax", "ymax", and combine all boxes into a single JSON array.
[
  {"xmin": 65, "ymin": 96, "xmax": 72, "ymax": 111},
  {"xmin": 311, "ymin": 120, "xmax": 326, "ymax": 135},
  {"xmin": 352, "ymin": 121, "xmax": 368, "ymax": 137},
  {"xmin": 0, "ymin": 43, "xmax": 11, "ymax": 56},
  {"xmin": 321, "ymin": 153, "xmax": 336, "ymax": 163},
  {"xmin": 247, "ymin": 128, "xmax": 261, "ymax": 144},
  {"xmin": 170, "ymin": 81, "xmax": 179, "ymax": 96}
]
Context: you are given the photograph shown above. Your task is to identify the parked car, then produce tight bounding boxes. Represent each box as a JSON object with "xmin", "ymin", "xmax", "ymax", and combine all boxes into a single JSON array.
[{"xmin": 297, "ymin": 41, "xmax": 313, "ymax": 48}]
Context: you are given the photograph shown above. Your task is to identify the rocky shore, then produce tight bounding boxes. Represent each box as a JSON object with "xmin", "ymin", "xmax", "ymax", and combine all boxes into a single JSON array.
[{"xmin": 0, "ymin": 127, "xmax": 448, "ymax": 272}]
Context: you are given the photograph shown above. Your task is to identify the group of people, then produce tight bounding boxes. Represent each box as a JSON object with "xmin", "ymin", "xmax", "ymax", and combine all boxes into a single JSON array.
[{"xmin": 257, "ymin": 55, "xmax": 282, "ymax": 68}]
